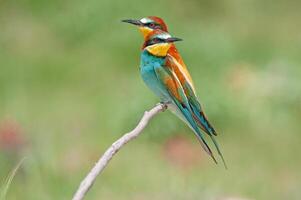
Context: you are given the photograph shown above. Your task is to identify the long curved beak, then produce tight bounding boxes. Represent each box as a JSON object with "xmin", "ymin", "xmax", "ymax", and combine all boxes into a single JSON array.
[
  {"xmin": 121, "ymin": 19, "xmax": 142, "ymax": 26},
  {"xmin": 166, "ymin": 37, "xmax": 183, "ymax": 43}
]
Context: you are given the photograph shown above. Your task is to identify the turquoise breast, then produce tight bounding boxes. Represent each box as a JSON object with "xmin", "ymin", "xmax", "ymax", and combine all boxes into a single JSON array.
[{"xmin": 140, "ymin": 50, "xmax": 169, "ymax": 101}]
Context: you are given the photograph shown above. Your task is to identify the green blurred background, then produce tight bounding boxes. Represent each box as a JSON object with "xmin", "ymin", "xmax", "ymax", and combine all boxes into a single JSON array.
[{"xmin": 0, "ymin": 0, "xmax": 301, "ymax": 199}]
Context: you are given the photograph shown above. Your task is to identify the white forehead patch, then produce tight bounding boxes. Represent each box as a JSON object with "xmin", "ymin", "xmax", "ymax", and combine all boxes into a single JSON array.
[
  {"xmin": 157, "ymin": 33, "xmax": 171, "ymax": 39},
  {"xmin": 140, "ymin": 17, "xmax": 152, "ymax": 24}
]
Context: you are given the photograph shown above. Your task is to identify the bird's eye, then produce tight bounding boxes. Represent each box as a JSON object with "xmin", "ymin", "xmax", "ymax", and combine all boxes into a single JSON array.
[
  {"xmin": 149, "ymin": 23, "xmax": 155, "ymax": 28},
  {"xmin": 153, "ymin": 38, "xmax": 160, "ymax": 43}
]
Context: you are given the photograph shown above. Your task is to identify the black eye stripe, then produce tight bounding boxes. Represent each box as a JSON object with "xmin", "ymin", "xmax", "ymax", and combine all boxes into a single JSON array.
[
  {"xmin": 145, "ymin": 38, "xmax": 165, "ymax": 46},
  {"xmin": 145, "ymin": 22, "xmax": 159, "ymax": 28}
]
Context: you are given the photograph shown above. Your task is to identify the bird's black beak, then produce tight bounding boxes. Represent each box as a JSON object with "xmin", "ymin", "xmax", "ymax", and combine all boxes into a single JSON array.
[
  {"xmin": 121, "ymin": 19, "xmax": 142, "ymax": 26},
  {"xmin": 166, "ymin": 37, "xmax": 183, "ymax": 43}
]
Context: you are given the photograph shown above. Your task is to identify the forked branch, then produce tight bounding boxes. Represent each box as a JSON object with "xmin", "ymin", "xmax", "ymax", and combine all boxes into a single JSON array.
[{"xmin": 72, "ymin": 103, "xmax": 167, "ymax": 200}]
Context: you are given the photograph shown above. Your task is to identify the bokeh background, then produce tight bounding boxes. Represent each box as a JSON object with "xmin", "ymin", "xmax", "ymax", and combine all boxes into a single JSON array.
[{"xmin": 0, "ymin": 0, "xmax": 301, "ymax": 199}]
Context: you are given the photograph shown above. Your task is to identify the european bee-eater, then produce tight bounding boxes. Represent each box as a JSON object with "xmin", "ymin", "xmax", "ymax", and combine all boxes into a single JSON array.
[
  {"xmin": 122, "ymin": 16, "xmax": 194, "ymax": 90},
  {"xmin": 123, "ymin": 17, "xmax": 226, "ymax": 167}
]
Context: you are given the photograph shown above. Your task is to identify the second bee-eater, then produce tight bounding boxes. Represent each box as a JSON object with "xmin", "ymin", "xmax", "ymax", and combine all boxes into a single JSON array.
[{"xmin": 123, "ymin": 18, "xmax": 226, "ymax": 167}]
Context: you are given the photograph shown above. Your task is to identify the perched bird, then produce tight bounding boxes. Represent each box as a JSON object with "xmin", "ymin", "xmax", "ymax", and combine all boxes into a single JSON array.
[
  {"xmin": 123, "ymin": 18, "xmax": 226, "ymax": 167},
  {"xmin": 122, "ymin": 17, "xmax": 194, "ymax": 92}
]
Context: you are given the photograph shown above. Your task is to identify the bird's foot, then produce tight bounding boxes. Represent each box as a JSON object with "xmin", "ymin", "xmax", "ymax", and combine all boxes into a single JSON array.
[{"xmin": 157, "ymin": 101, "xmax": 170, "ymax": 111}]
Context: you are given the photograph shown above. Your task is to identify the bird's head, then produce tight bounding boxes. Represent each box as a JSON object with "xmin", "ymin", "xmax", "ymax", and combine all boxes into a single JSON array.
[
  {"xmin": 142, "ymin": 30, "xmax": 182, "ymax": 57},
  {"xmin": 122, "ymin": 16, "xmax": 168, "ymax": 39}
]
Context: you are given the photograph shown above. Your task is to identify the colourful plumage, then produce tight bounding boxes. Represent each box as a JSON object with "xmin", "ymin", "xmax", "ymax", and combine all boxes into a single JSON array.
[{"xmin": 123, "ymin": 17, "xmax": 226, "ymax": 168}]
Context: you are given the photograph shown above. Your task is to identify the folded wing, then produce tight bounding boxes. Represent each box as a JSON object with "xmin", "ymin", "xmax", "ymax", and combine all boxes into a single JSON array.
[
  {"xmin": 153, "ymin": 64, "xmax": 218, "ymax": 164},
  {"xmin": 164, "ymin": 55, "xmax": 227, "ymax": 168}
]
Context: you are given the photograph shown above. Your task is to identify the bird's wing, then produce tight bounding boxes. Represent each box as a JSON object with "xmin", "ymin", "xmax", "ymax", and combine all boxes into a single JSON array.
[
  {"xmin": 166, "ymin": 54, "xmax": 217, "ymax": 135},
  {"xmin": 167, "ymin": 45, "xmax": 196, "ymax": 92},
  {"xmin": 166, "ymin": 55, "xmax": 227, "ymax": 168},
  {"xmin": 153, "ymin": 64, "xmax": 217, "ymax": 163}
]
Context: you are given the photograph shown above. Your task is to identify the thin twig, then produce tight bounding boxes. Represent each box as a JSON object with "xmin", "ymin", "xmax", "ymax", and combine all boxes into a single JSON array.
[
  {"xmin": 72, "ymin": 103, "xmax": 167, "ymax": 200},
  {"xmin": 0, "ymin": 157, "xmax": 26, "ymax": 200}
]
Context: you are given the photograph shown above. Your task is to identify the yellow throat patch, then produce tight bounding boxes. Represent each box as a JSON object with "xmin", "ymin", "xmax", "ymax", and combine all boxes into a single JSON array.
[
  {"xmin": 146, "ymin": 43, "xmax": 171, "ymax": 57},
  {"xmin": 139, "ymin": 27, "xmax": 153, "ymax": 39}
]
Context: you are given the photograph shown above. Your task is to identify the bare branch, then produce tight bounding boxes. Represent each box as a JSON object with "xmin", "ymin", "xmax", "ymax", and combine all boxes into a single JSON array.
[{"xmin": 72, "ymin": 103, "xmax": 167, "ymax": 200}]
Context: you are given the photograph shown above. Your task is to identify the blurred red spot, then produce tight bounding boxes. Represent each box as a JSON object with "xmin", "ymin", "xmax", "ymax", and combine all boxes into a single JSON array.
[
  {"xmin": 0, "ymin": 120, "xmax": 25, "ymax": 152},
  {"xmin": 162, "ymin": 135, "xmax": 203, "ymax": 169},
  {"xmin": 226, "ymin": 63, "xmax": 255, "ymax": 91}
]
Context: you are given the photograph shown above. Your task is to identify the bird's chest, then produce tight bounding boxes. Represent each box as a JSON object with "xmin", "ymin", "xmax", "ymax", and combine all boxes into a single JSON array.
[
  {"xmin": 140, "ymin": 61, "xmax": 163, "ymax": 97},
  {"xmin": 140, "ymin": 52, "xmax": 168, "ymax": 100}
]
